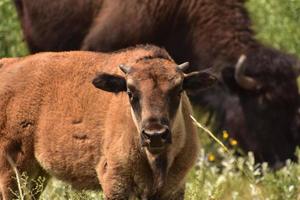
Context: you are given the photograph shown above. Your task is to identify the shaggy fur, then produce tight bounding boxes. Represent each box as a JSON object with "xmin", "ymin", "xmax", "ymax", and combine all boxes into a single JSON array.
[
  {"xmin": 0, "ymin": 46, "xmax": 202, "ymax": 200},
  {"xmin": 14, "ymin": 0, "xmax": 300, "ymax": 165}
]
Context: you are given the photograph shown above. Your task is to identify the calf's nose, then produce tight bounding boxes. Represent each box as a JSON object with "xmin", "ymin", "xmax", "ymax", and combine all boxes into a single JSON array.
[{"xmin": 141, "ymin": 127, "xmax": 171, "ymax": 147}]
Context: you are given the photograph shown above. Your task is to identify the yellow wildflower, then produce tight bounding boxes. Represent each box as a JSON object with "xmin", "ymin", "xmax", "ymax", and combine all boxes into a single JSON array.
[
  {"xmin": 222, "ymin": 130, "xmax": 229, "ymax": 140},
  {"xmin": 208, "ymin": 153, "xmax": 215, "ymax": 162},
  {"xmin": 230, "ymin": 138, "xmax": 238, "ymax": 146}
]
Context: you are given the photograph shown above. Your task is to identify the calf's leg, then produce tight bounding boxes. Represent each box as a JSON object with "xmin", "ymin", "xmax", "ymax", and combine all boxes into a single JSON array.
[
  {"xmin": 0, "ymin": 139, "xmax": 20, "ymax": 200},
  {"xmin": 147, "ymin": 186, "xmax": 185, "ymax": 200},
  {"xmin": 0, "ymin": 139, "xmax": 48, "ymax": 200},
  {"xmin": 0, "ymin": 170, "xmax": 16, "ymax": 200},
  {"xmin": 97, "ymin": 159, "xmax": 132, "ymax": 200}
]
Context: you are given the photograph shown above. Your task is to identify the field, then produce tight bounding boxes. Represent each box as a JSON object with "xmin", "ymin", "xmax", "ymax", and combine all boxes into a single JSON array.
[{"xmin": 1, "ymin": 0, "xmax": 300, "ymax": 199}]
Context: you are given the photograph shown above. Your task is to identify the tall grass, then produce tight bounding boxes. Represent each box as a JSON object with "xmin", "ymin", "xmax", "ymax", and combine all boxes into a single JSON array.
[
  {"xmin": 186, "ymin": 148, "xmax": 300, "ymax": 200},
  {"xmin": 11, "ymin": 132, "xmax": 300, "ymax": 200}
]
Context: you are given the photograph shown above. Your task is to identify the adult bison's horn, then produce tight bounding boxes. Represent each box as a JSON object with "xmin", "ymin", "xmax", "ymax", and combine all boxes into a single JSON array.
[
  {"xmin": 177, "ymin": 62, "xmax": 189, "ymax": 72},
  {"xmin": 119, "ymin": 64, "xmax": 131, "ymax": 74},
  {"xmin": 234, "ymin": 55, "xmax": 261, "ymax": 90}
]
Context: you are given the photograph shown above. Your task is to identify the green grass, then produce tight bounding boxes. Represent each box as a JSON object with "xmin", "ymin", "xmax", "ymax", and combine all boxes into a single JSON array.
[
  {"xmin": 187, "ymin": 113, "xmax": 300, "ymax": 200},
  {"xmin": 10, "ymin": 135, "xmax": 300, "ymax": 200},
  {"xmin": 0, "ymin": 0, "xmax": 28, "ymax": 57},
  {"xmin": 247, "ymin": 0, "xmax": 300, "ymax": 57},
  {"xmin": 1, "ymin": 0, "xmax": 300, "ymax": 199},
  {"xmin": 186, "ymin": 149, "xmax": 300, "ymax": 200}
]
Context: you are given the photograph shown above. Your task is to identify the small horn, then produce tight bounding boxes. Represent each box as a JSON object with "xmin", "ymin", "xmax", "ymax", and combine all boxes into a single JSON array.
[
  {"xmin": 119, "ymin": 64, "xmax": 131, "ymax": 74},
  {"xmin": 177, "ymin": 62, "xmax": 189, "ymax": 72},
  {"xmin": 234, "ymin": 55, "xmax": 260, "ymax": 90}
]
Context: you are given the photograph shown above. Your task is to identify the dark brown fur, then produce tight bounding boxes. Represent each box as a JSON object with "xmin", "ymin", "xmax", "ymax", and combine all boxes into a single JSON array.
[
  {"xmin": 0, "ymin": 46, "xmax": 202, "ymax": 200},
  {"xmin": 14, "ymin": 0, "xmax": 300, "ymax": 165}
]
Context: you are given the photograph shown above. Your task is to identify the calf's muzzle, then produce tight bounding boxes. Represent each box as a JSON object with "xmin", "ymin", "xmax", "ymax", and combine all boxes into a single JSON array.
[{"xmin": 141, "ymin": 122, "xmax": 171, "ymax": 153}]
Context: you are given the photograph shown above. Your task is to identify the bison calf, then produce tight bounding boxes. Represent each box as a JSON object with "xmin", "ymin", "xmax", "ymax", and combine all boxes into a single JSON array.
[{"xmin": 0, "ymin": 45, "xmax": 216, "ymax": 199}]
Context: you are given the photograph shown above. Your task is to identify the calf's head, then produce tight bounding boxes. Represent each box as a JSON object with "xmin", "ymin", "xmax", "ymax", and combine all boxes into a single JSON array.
[{"xmin": 92, "ymin": 59, "xmax": 216, "ymax": 154}]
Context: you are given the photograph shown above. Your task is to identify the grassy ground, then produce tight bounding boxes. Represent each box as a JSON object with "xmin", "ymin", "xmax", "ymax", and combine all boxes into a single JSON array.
[
  {"xmin": 1, "ymin": 0, "xmax": 300, "ymax": 199},
  {"xmin": 0, "ymin": 0, "xmax": 27, "ymax": 57},
  {"xmin": 247, "ymin": 0, "xmax": 300, "ymax": 57}
]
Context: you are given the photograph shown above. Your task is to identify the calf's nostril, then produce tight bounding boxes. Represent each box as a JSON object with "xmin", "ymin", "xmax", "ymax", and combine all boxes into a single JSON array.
[
  {"xmin": 160, "ymin": 130, "xmax": 169, "ymax": 140},
  {"xmin": 142, "ymin": 130, "xmax": 151, "ymax": 139},
  {"xmin": 142, "ymin": 127, "xmax": 171, "ymax": 145}
]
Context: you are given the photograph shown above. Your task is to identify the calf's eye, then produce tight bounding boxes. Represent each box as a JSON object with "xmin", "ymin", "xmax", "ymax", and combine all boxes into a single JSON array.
[
  {"xmin": 127, "ymin": 91, "xmax": 133, "ymax": 99},
  {"xmin": 178, "ymin": 89, "xmax": 183, "ymax": 95},
  {"xmin": 127, "ymin": 90, "xmax": 139, "ymax": 102},
  {"xmin": 175, "ymin": 88, "xmax": 183, "ymax": 98}
]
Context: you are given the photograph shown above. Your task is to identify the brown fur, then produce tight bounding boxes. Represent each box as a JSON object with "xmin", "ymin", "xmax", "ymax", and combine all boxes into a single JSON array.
[
  {"xmin": 14, "ymin": 0, "xmax": 101, "ymax": 52},
  {"xmin": 15, "ymin": 0, "xmax": 254, "ymax": 65},
  {"xmin": 0, "ymin": 46, "xmax": 200, "ymax": 199},
  {"xmin": 14, "ymin": 0, "xmax": 300, "ymax": 165}
]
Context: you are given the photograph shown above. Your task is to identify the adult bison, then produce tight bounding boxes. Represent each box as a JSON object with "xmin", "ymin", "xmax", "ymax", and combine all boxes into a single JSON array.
[
  {"xmin": 13, "ymin": 0, "xmax": 300, "ymax": 165},
  {"xmin": 0, "ymin": 45, "xmax": 216, "ymax": 200}
]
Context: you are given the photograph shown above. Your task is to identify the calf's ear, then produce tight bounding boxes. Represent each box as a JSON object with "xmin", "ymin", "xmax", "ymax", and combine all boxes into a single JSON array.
[
  {"xmin": 92, "ymin": 73, "xmax": 126, "ymax": 93},
  {"xmin": 183, "ymin": 71, "xmax": 217, "ymax": 94}
]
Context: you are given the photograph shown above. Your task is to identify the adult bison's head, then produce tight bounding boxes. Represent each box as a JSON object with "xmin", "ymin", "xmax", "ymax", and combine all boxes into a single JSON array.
[
  {"xmin": 222, "ymin": 47, "xmax": 300, "ymax": 165},
  {"xmin": 92, "ymin": 58, "xmax": 216, "ymax": 154}
]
